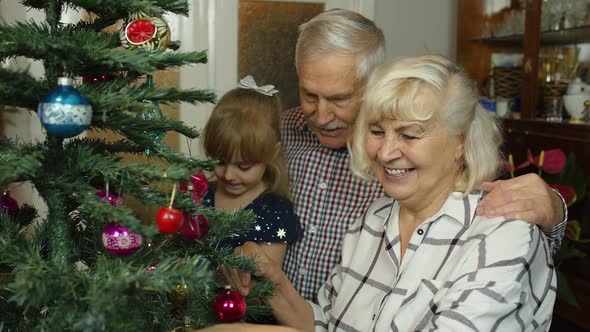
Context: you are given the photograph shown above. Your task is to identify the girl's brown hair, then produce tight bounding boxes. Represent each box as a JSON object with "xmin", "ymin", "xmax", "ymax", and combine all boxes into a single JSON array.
[{"xmin": 202, "ymin": 88, "xmax": 290, "ymax": 198}]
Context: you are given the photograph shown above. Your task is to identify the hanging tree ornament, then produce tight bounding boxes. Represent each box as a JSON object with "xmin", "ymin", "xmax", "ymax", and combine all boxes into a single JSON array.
[
  {"xmin": 214, "ymin": 286, "xmax": 247, "ymax": 322},
  {"xmin": 0, "ymin": 190, "xmax": 19, "ymax": 215},
  {"xmin": 179, "ymin": 213, "xmax": 209, "ymax": 241},
  {"xmin": 97, "ymin": 186, "xmax": 142, "ymax": 256},
  {"xmin": 38, "ymin": 77, "xmax": 93, "ymax": 138},
  {"xmin": 188, "ymin": 171, "xmax": 209, "ymax": 203},
  {"xmin": 136, "ymin": 75, "xmax": 165, "ymax": 155},
  {"xmin": 156, "ymin": 206, "xmax": 183, "ymax": 234},
  {"xmin": 168, "ymin": 284, "xmax": 189, "ymax": 307},
  {"xmin": 157, "ymin": 184, "xmax": 183, "ymax": 234},
  {"xmin": 120, "ymin": 12, "xmax": 171, "ymax": 52},
  {"xmin": 101, "ymin": 222, "xmax": 143, "ymax": 256},
  {"xmin": 96, "ymin": 188, "xmax": 123, "ymax": 207}
]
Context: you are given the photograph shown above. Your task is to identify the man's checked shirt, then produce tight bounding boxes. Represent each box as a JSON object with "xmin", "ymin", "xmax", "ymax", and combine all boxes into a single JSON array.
[
  {"xmin": 281, "ymin": 107, "xmax": 565, "ymax": 302},
  {"xmin": 311, "ymin": 193, "xmax": 556, "ymax": 331},
  {"xmin": 281, "ymin": 107, "xmax": 383, "ymax": 302}
]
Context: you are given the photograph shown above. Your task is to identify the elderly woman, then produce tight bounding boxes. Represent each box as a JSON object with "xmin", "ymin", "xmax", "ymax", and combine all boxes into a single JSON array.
[{"xmin": 223, "ymin": 55, "xmax": 556, "ymax": 331}]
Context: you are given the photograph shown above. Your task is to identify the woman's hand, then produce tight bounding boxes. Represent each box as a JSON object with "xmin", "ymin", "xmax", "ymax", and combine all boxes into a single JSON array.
[{"xmin": 476, "ymin": 173, "xmax": 564, "ymax": 230}]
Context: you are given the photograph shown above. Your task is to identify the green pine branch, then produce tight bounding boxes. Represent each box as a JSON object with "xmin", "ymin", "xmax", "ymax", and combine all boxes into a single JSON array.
[
  {"xmin": 1, "ymin": 21, "xmax": 207, "ymax": 76},
  {"xmin": 0, "ymin": 139, "xmax": 46, "ymax": 186},
  {"xmin": 153, "ymin": 145, "xmax": 219, "ymax": 171},
  {"xmin": 83, "ymin": 0, "xmax": 190, "ymax": 17},
  {"xmin": 0, "ymin": 21, "xmax": 118, "ymax": 67},
  {"xmin": 108, "ymin": 48, "xmax": 209, "ymax": 73},
  {"xmin": 93, "ymin": 83, "xmax": 217, "ymax": 106},
  {"xmin": 73, "ymin": 137, "xmax": 146, "ymax": 155},
  {"xmin": 80, "ymin": 80, "xmax": 215, "ymax": 115},
  {"xmin": 21, "ymin": 0, "xmax": 189, "ymax": 16},
  {"xmin": 95, "ymin": 111, "xmax": 201, "ymax": 141},
  {"xmin": 0, "ymin": 68, "xmax": 49, "ymax": 110}
]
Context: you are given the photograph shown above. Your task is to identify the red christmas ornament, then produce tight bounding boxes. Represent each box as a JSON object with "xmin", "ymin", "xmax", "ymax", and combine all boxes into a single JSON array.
[
  {"xmin": 126, "ymin": 19, "xmax": 156, "ymax": 45},
  {"xmin": 120, "ymin": 13, "xmax": 171, "ymax": 51},
  {"xmin": 189, "ymin": 172, "xmax": 209, "ymax": 202},
  {"xmin": 156, "ymin": 207, "xmax": 183, "ymax": 234},
  {"xmin": 179, "ymin": 213, "xmax": 209, "ymax": 241},
  {"xmin": 214, "ymin": 287, "xmax": 246, "ymax": 322}
]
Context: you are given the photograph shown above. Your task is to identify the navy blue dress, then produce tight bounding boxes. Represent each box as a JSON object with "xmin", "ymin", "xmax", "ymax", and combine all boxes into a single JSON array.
[{"xmin": 202, "ymin": 183, "xmax": 301, "ymax": 248}]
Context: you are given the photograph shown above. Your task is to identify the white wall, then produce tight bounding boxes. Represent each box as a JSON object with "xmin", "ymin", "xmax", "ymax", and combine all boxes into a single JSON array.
[{"xmin": 374, "ymin": 0, "xmax": 457, "ymax": 60}]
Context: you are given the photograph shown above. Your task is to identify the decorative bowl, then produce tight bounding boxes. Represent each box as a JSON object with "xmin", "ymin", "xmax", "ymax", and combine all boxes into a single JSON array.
[{"xmin": 563, "ymin": 94, "xmax": 590, "ymax": 122}]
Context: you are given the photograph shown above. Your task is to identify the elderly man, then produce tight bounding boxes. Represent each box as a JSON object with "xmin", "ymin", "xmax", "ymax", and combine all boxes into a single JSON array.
[{"xmin": 280, "ymin": 9, "xmax": 566, "ymax": 303}]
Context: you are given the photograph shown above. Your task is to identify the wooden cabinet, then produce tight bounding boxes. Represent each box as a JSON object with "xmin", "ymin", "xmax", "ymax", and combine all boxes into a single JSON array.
[
  {"xmin": 459, "ymin": 0, "xmax": 590, "ymax": 118},
  {"xmin": 457, "ymin": 1, "xmax": 590, "ymax": 179},
  {"xmin": 458, "ymin": 1, "xmax": 590, "ymax": 330}
]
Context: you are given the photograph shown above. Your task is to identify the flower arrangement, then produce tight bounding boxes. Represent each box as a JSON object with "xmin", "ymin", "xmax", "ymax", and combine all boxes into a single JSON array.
[{"xmin": 507, "ymin": 148, "xmax": 588, "ymax": 306}]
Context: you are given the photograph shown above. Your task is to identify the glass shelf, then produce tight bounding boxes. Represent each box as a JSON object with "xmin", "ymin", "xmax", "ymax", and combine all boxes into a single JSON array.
[{"xmin": 472, "ymin": 25, "xmax": 590, "ymax": 46}]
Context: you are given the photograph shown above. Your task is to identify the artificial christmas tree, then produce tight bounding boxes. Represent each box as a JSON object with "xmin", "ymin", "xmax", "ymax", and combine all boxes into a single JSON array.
[{"xmin": 0, "ymin": 1, "xmax": 273, "ymax": 330}]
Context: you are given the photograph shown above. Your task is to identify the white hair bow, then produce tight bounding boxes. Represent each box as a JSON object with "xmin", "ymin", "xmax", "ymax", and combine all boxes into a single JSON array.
[{"xmin": 238, "ymin": 75, "xmax": 279, "ymax": 96}]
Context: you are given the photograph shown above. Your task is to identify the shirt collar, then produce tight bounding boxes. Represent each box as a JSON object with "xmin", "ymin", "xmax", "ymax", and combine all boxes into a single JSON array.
[
  {"xmin": 438, "ymin": 191, "xmax": 483, "ymax": 228},
  {"xmin": 373, "ymin": 191, "xmax": 483, "ymax": 228}
]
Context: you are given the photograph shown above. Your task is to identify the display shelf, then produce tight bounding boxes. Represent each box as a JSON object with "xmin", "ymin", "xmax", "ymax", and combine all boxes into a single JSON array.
[
  {"xmin": 472, "ymin": 25, "xmax": 590, "ymax": 46},
  {"xmin": 503, "ymin": 118, "xmax": 590, "ymax": 142}
]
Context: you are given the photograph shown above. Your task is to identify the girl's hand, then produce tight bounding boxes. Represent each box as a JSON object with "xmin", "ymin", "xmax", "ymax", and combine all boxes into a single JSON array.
[
  {"xmin": 219, "ymin": 263, "xmax": 254, "ymax": 297},
  {"xmin": 221, "ymin": 242, "xmax": 285, "ymax": 296}
]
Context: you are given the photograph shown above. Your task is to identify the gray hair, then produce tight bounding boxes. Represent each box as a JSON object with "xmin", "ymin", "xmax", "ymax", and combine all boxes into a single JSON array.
[
  {"xmin": 295, "ymin": 8, "xmax": 385, "ymax": 84},
  {"xmin": 349, "ymin": 55, "xmax": 503, "ymax": 194}
]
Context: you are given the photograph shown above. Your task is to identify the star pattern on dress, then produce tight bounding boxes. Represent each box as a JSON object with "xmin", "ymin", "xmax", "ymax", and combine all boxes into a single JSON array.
[{"xmin": 202, "ymin": 185, "xmax": 300, "ymax": 248}]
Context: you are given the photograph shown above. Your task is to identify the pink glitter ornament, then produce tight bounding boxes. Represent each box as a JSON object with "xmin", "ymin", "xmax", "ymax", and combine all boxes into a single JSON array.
[
  {"xmin": 101, "ymin": 222, "xmax": 143, "ymax": 256},
  {"xmin": 97, "ymin": 189, "xmax": 123, "ymax": 207}
]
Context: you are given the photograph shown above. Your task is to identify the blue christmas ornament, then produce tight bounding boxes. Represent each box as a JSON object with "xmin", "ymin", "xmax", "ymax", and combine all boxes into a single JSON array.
[{"xmin": 38, "ymin": 77, "xmax": 93, "ymax": 138}]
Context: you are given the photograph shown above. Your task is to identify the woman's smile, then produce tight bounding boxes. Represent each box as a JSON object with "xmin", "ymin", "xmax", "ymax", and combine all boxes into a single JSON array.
[{"xmin": 384, "ymin": 167, "xmax": 414, "ymax": 177}]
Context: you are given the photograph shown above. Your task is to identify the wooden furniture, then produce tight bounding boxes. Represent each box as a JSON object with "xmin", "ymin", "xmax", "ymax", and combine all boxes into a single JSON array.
[{"xmin": 458, "ymin": 1, "xmax": 590, "ymax": 330}]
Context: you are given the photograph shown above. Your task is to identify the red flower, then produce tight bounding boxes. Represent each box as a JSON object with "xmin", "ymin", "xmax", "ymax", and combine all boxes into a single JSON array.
[
  {"xmin": 512, "ymin": 149, "xmax": 566, "ymax": 174},
  {"xmin": 548, "ymin": 183, "xmax": 577, "ymax": 206}
]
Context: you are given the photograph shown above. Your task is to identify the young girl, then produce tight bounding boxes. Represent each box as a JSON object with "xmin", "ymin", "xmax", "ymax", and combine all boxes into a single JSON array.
[{"xmin": 201, "ymin": 76, "xmax": 300, "ymax": 265}]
